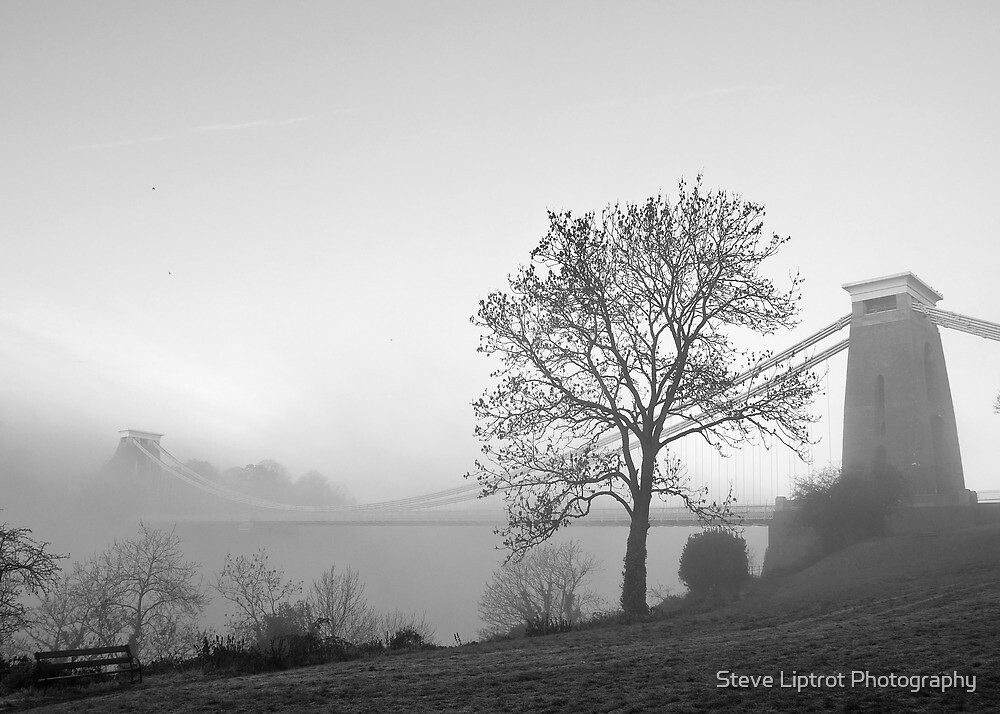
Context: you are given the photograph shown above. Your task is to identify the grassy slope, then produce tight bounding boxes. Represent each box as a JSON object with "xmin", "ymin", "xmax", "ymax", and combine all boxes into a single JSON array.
[{"xmin": 6, "ymin": 524, "xmax": 999, "ymax": 713}]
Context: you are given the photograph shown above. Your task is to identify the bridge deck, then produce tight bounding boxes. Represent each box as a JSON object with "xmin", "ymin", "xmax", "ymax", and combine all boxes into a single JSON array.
[
  {"xmin": 150, "ymin": 505, "xmax": 777, "ymax": 527},
  {"xmin": 149, "ymin": 494, "xmax": 1000, "ymax": 528}
]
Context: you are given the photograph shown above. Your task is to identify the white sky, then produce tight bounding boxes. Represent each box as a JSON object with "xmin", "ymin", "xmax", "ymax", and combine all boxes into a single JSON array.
[{"xmin": 2, "ymin": 1, "xmax": 998, "ymax": 502}]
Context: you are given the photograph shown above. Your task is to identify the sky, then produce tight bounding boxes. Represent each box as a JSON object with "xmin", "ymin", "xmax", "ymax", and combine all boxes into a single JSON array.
[{"xmin": 2, "ymin": 1, "xmax": 999, "ymax": 504}]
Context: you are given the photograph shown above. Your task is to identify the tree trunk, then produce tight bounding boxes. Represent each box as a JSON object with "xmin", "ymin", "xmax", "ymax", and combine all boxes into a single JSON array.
[
  {"xmin": 131, "ymin": 595, "xmax": 143, "ymax": 656},
  {"xmin": 621, "ymin": 494, "xmax": 651, "ymax": 616}
]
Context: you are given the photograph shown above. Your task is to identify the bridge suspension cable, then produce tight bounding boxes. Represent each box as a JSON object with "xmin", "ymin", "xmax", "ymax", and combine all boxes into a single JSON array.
[
  {"xmin": 591, "ymin": 315, "xmax": 851, "ymax": 451},
  {"xmin": 132, "ymin": 439, "xmax": 483, "ymax": 512},
  {"xmin": 910, "ymin": 304, "xmax": 1000, "ymax": 342},
  {"xmin": 657, "ymin": 338, "xmax": 849, "ymax": 444},
  {"xmin": 727, "ymin": 313, "xmax": 851, "ymax": 386}
]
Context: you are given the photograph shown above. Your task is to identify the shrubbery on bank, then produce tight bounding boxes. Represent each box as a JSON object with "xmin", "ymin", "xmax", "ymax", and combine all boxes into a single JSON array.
[
  {"xmin": 793, "ymin": 465, "xmax": 906, "ymax": 554},
  {"xmin": 0, "ymin": 624, "xmax": 432, "ymax": 694}
]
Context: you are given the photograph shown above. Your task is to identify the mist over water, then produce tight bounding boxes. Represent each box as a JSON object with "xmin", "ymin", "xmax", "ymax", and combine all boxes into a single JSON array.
[
  {"xmin": 166, "ymin": 522, "xmax": 768, "ymax": 640},
  {"xmin": 3, "ymin": 441, "xmax": 768, "ymax": 641},
  {"xmin": 1, "ymin": 436, "xmax": 768, "ymax": 640}
]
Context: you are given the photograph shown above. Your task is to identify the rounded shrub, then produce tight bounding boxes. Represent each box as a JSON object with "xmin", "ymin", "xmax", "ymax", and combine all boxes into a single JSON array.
[
  {"xmin": 388, "ymin": 626, "xmax": 425, "ymax": 650},
  {"xmin": 677, "ymin": 528, "xmax": 750, "ymax": 600}
]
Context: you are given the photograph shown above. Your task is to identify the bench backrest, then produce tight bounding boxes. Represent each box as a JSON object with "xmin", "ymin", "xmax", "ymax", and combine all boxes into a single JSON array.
[{"xmin": 35, "ymin": 645, "xmax": 135, "ymax": 661}]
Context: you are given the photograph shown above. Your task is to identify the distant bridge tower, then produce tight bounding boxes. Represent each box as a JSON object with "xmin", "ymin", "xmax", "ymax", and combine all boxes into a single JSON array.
[
  {"xmin": 842, "ymin": 272, "xmax": 966, "ymax": 502},
  {"xmin": 106, "ymin": 429, "xmax": 164, "ymax": 483}
]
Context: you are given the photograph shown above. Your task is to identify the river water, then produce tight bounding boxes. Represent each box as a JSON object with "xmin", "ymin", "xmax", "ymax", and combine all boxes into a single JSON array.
[{"xmin": 172, "ymin": 520, "xmax": 770, "ymax": 642}]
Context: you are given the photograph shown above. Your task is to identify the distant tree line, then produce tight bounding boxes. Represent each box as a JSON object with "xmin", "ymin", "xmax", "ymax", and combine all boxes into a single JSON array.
[{"xmin": 184, "ymin": 458, "xmax": 355, "ymax": 507}]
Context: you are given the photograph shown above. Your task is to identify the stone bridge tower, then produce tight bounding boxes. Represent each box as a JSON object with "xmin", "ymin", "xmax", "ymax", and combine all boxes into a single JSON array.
[
  {"xmin": 105, "ymin": 429, "xmax": 164, "ymax": 483},
  {"xmin": 842, "ymin": 272, "xmax": 966, "ymax": 502}
]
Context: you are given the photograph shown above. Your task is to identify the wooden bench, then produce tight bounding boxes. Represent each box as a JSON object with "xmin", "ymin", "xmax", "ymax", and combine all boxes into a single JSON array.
[{"xmin": 34, "ymin": 645, "xmax": 142, "ymax": 687}]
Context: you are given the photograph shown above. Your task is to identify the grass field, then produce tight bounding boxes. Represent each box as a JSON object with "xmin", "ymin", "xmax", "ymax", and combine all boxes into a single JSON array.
[{"xmin": 4, "ymin": 524, "xmax": 998, "ymax": 713}]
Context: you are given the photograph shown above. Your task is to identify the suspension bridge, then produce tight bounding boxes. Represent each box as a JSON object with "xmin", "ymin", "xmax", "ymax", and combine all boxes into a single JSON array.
[{"xmin": 111, "ymin": 272, "xmax": 1000, "ymax": 529}]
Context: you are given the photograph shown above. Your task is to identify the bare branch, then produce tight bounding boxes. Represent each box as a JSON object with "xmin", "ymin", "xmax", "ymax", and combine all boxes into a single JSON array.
[
  {"xmin": 0, "ymin": 522, "xmax": 65, "ymax": 640},
  {"xmin": 477, "ymin": 541, "xmax": 602, "ymax": 638},
  {"xmin": 214, "ymin": 548, "xmax": 301, "ymax": 640}
]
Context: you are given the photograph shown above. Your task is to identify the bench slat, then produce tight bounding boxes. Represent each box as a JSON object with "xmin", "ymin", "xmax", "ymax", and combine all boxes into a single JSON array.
[
  {"xmin": 38, "ymin": 657, "xmax": 136, "ymax": 671},
  {"xmin": 35, "ymin": 671, "xmax": 137, "ymax": 684},
  {"xmin": 36, "ymin": 646, "xmax": 133, "ymax": 659}
]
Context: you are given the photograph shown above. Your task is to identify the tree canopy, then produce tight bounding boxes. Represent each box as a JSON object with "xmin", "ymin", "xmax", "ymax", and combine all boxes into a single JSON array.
[
  {"xmin": 469, "ymin": 178, "xmax": 817, "ymax": 615},
  {"xmin": 214, "ymin": 460, "xmax": 354, "ymax": 507},
  {"xmin": 0, "ymin": 520, "xmax": 63, "ymax": 646}
]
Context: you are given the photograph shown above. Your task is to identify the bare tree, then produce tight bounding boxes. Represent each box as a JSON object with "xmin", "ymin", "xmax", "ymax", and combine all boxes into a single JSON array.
[
  {"xmin": 478, "ymin": 540, "xmax": 601, "ymax": 638},
  {"xmin": 214, "ymin": 549, "xmax": 301, "ymax": 638},
  {"xmin": 378, "ymin": 609, "xmax": 436, "ymax": 646},
  {"xmin": 31, "ymin": 523, "xmax": 207, "ymax": 659},
  {"xmin": 307, "ymin": 565, "xmax": 379, "ymax": 643},
  {"xmin": 470, "ymin": 178, "xmax": 817, "ymax": 615},
  {"xmin": 66, "ymin": 556, "xmax": 131, "ymax": 649},
  {"xmin": 0, "ymin": 520, "xmax": 64, "ymax": 644},
  {"xmin": 30, "ymin": 575, "xmax": 88, "ymax": 652},
  {"xmin": 104, "ymin": 523, "xmax": 208, "ymax": 658}
]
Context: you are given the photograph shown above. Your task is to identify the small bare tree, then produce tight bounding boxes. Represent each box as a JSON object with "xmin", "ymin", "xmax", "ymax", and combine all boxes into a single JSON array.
[
  {"xmin": 214, "ymin": 549, "xmax": 301, "ymax": 639},
  {"xmin": 307, "ymin": 566, "xmax": 379, "ymax": 644},
  {"xmin": 478, "ymin": 540, "xmax": 601, "ymax": 638},
  {"xmin": 106, "ymin": 523, "xmax": 208, "ymax": 658},
  {"xmin": 378, "ymin": 609, "xmax": 436, "ymax": 646},
  {"xmin": 0, "ymin": 520, "xmax": 64, "ymax": 644},
  {"xmin": 30, "ymin": 575, "xmax": 89, "ymax": 652},
  {"xmin": 31, "ymin": 523, "xmax": 207, "ymax": 659},
  {"xmin": 69, "ymin": 557, "xmax": 134, "ymax": 649}
]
